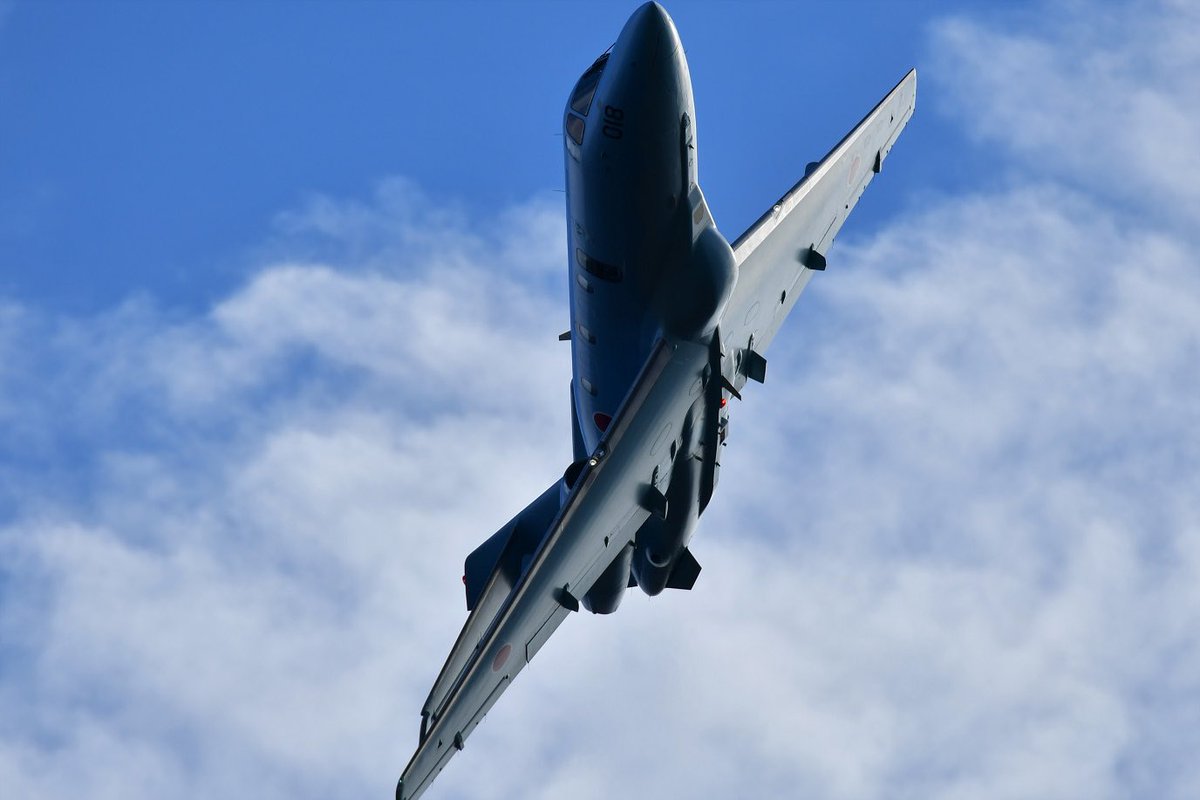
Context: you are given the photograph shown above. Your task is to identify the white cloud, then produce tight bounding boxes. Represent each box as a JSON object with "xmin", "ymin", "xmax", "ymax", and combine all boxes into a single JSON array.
[
  {"xmin": 3, "ymin": 2, "xmax": 1199, "ymax": 800},
  {"xmin": 932, "ymin": 0, "xmax": 1200, "ymax": 226},
  {"xmin": 0, "ymin": 189, "xmax": 572, "ymax": 800},
  {"xmin": 431, "ymin": 171, "xmax": 1200, "ymax": 797}
]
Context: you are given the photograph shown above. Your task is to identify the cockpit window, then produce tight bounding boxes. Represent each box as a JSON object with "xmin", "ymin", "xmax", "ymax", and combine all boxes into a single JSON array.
[
  {"xmin": 575, "ymin": 248, "xmax": 622, "ymax": 282},
  {"xmin": 569, "ymin": 52, "xmax": 609, "ymax": 115},
  {"xmin": 569, "ymin": 73, "xmax": 600, "ymax": 115},
  {"xmin": 565, "ymin": 113, "xmax": 585, "ymax": 145}
]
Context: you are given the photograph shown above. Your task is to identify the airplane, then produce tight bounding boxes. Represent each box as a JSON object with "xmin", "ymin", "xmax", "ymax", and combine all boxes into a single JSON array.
[{"xmin": 397, "ymin": 3, "xmax": 915, "ymax": 797}]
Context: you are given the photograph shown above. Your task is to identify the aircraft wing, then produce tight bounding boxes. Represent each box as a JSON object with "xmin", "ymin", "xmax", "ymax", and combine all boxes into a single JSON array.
[
  {"xmin": 397, "ymin": 337, "xmax": 712, "ymax": 800},
  {"xmin": 720, "ymin": 69, "xmax": 916, "ymax": 377}
]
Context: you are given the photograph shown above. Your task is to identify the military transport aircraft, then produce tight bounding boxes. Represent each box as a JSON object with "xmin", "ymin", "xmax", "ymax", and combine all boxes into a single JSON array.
[{"xmin": 397, "ymin": 3, "xmax": 915, "ymax": 797}]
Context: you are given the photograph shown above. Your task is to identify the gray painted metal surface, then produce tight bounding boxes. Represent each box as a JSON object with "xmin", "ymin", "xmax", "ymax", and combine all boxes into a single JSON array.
[{"xmin": 396, "ymin": 4, "xmax": 915, "ymax": 798}]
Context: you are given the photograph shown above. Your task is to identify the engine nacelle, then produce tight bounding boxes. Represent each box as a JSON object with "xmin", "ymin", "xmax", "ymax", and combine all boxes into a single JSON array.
[
  {"xmin": 582, "ymin": 543, "xmax": 634, "ymax": 614},
  {"xmin": 632, "ymin": 400, "xmax": 704, "ymax": 595}
]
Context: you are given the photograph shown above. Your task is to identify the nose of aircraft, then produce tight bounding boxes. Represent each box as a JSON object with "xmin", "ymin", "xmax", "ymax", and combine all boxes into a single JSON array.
[{"xmin": 615, "ymin": 1, "xmax": 679, "ymax": 67}]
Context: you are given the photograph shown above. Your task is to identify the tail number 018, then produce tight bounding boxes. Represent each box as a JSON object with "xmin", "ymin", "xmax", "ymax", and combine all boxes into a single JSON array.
[{"xmin": 602, "ymin": 105, "xmax": 625, "ymax": 140}]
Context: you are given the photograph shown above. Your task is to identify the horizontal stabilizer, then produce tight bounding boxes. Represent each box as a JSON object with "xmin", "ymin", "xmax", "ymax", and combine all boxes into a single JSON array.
[
  {"xmin": 463, "ymin": 481, "xmax": 561, "ymax": 611},
  {"xmin": 665, "ymin": 547, "xmax": 701, "ymax": 591}
]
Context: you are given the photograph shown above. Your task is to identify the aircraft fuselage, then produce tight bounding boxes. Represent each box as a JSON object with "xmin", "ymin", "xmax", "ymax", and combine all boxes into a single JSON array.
[{"xmin": 564, "ymin": 3, "xmax": 735, "ymax": 603}]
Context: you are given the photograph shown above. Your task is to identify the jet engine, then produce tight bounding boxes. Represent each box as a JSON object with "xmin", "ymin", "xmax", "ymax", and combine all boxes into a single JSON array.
[
  {"xmin": 631, "ymin": 397, "xmax": 705, "ymax": 595},
  {"xmin": 581, "ymin": 543, "xmax": 634, "ymax": 614}
]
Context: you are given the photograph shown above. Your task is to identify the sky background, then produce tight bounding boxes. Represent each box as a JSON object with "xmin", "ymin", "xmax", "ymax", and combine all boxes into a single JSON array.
[{"xmin": 2, "ymin": 1, "xmax": 1198, "ymax": 799}]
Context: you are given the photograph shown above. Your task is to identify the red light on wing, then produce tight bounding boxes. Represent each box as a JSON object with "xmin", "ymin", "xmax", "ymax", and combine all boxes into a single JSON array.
[{"xmin": 492, "ymin": 644, "xmax": 512, "ymax": 672}]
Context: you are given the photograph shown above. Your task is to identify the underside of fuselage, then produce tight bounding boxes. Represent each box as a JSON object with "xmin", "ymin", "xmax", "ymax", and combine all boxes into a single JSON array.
[{"xmin": 564, "ymin": 2, "xmax": 734, "ymax": 610}]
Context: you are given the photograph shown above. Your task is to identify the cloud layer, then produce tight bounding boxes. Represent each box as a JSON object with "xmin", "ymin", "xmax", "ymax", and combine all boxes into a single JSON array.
[{"xmin": 3, "ymin": 2, "xmax": 1199, "ymax": 799}]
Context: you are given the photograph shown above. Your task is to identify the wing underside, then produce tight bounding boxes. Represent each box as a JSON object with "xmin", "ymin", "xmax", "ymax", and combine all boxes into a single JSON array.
[{"xmin": 721, "ymin": 69, "xmax": 917, "ymax": 369}]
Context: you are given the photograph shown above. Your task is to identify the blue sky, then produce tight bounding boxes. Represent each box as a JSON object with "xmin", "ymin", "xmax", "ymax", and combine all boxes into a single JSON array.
[
  {"xmin": 4, "ymin": 0, "xmax": 986, "ymax": 311},
  {"xmin": 2, "ymin": 1, "xmax": 1199, "ymax": 799}
]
